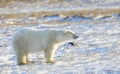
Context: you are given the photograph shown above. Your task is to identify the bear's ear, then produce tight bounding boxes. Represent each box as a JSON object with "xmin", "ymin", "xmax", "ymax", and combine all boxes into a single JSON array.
[
  {"xmin": 64, "ymin": 30, "xmax": 69, "ymax": 35},
  {"xmin": 64, "ymin": 30, "xmax": 73, "ymax": 34}
]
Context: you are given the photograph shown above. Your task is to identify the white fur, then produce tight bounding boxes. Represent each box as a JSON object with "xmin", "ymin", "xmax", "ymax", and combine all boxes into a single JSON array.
[{"xmin": 12, "ymin": 28, "xmax": 78, "ymax": 65}]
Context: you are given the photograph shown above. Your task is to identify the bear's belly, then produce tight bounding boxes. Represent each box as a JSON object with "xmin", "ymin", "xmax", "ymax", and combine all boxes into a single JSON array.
[
  {"xmin": 28, "ymin": 41, "xmax": 44, "ymax": 53},
  {"xmin": 28, "ymin": 46, "xmax": 43, "ymax": 53}
]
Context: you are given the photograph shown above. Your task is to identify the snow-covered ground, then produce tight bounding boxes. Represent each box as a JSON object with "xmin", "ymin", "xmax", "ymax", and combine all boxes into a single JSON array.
[{"xmin": 0, "ymin": 0, "xmax": 120, "ymax": 74}]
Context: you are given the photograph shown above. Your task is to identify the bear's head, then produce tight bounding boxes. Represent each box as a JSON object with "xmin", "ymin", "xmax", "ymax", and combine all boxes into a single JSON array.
[{"xmin": 55, "ymin": 30, "xmax": 78, "ymax": 43}]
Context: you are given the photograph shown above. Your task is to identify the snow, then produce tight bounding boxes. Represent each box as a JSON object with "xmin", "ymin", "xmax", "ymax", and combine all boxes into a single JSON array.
[{"xmin": 0, "ymin": 0, "xmax": 120, "ymax": 74}]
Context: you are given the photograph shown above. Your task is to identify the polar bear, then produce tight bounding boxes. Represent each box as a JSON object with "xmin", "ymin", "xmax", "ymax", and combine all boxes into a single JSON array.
[{"xmin": 12, "ymin": 28, "xmax": 78, "ymax": 65}]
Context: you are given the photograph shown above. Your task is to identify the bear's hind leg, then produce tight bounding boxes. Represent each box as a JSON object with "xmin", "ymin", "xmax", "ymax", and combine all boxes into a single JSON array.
[
  {"xmin": 12, "ymin": 37, "xmax": 29, "ymax": 65},
  {"xmin": 15, "ymin": 52, "xmax": 28, "ymax": 65}
]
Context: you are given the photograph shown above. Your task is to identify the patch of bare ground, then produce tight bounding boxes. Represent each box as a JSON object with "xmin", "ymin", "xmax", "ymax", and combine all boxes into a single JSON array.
[
  {"xmin": 0, "ymin": 19, "xmax": 120, "ymax": 27},
  {"xmin": 1, "ymin": 8, "xmax": 120, "ymax": 19}
]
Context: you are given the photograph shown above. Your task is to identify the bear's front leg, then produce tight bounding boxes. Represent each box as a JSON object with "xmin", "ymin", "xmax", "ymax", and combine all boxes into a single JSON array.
[{"xmin": 44, "ymin": 48, "xmax": 56, "ymax": 64}]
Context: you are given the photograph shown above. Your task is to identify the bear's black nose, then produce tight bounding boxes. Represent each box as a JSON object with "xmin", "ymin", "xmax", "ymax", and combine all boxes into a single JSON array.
[{"xmin": 74, "ymin": 35, "xmax": 79, "ymax": 39}]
